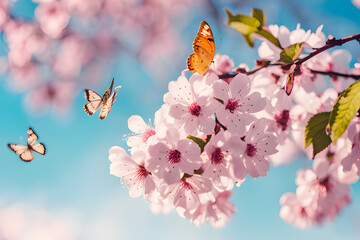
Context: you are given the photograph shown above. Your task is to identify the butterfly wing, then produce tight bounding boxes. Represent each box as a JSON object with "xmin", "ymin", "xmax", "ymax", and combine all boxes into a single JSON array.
[
  {"xmin": 8, "ymin": 144, "xmax": 34, "ymax": 162},
  {"xmin": 187, "ymin": 21, "xmax": 215, "ymax": 75},
  {"xmin": 99, "ymin": 86, "xmax": 121, "ymax": 120},
  {"xmin": 102, "ymin": 77, "xmax": 115, "ymax": 103},
  {"xmin": 83, "ymin": 89, "xmax": 102, "ymax": 115},
  {"xmin": 27, "ymin": 128, "xmax": 38, "ymax": 145},
  {"xmin": 31, "ymin": 143, "xmax": 46, "ymax": 155}
]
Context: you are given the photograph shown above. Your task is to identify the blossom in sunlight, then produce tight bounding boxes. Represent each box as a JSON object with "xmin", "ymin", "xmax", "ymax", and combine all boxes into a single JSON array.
[
  {"xmin": 127, "ymin": 115, "xmax": 156, "ymax": 154},
  {"xmin": 240, "ymin": 118, "xmax": 278, "ymax": 178},
  {"xmin": 352, "ymin": 0, "xmax": 360, "ymax": 9},
  {"xmin": 202, "ymin": 130, "xmax": 245, "ymax": 190},
  {"xmin": 109, "ymin": 147, "xmax": 156, "ymax": 199},
  {"xmin": 164, "ymin": 73, "xmax": 221, "ymax": 135},
  {"xmin": 146, "ymin": 128, "xmax": 202, "ymax": 185},
  {"xmin": 35, "ymin": 1, "xmax": 70, "ymax": 38},
  {"xmin": 24, "ymin": 80, "xmax": 76, "ymax": 114},
  {"xmin": 190, "ymin": 190, "xmax": 235, "ymax": 228},
  {"xmin": 258, "ymin": 24, "xmax": 325, "ymax": 61},
  {"xmin": 213, "ymin": 73, "xmax": 266, "ymax": 135},
  {"xmin": 160, "ymin": 174, "xmax": 212, "ymax": 211},
  {"xmin": 280, "ymin": 192, "xmax": 314, "ymax": 229}
]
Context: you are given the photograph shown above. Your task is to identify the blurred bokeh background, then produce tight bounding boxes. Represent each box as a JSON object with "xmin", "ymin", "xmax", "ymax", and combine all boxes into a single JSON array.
[{"xmin": 0, "ymin": 0, "xmax": 359, "ymax": 239}]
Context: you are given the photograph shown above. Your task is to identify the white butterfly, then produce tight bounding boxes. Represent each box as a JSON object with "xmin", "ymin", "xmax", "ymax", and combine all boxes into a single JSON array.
[
  {"xmin": 83, "ymin": 78, "xmax": 121, "ymax": 120},
  {"xmin": 8, "ymin": 128, "xmax": 46, "ymax": 162}
]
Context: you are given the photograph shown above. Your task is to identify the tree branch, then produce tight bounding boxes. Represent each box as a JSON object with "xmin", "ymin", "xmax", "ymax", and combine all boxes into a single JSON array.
[{"xmin": 309, "ymin": 69, "xmax": 360, "ymax": 80}]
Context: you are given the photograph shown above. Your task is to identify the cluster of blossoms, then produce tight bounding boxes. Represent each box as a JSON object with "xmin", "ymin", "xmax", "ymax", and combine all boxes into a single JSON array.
[
  {"xmin": 110, "ymin": 71, "xmax": 279, "ymax": 227},
  {"xmin": 0, "ymin": 0, "xmax": 194, "ymax": 114},
  {"xmin": 110, "ymin": 22, "xmax": 360, "ymax": 228}
]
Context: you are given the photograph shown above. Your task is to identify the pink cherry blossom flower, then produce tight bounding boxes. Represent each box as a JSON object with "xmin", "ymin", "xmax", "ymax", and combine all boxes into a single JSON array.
[
  {"xmin": 213, "ymin": 73, "xmax": 265, "ymax": 135},
  {"xmin": 280, "ymin": 192, "xmax": 315, "ymax": 229},
  {"xmin": 146, "ymin": 128, "xmax": 202, "ymax": 185},
  {"xmin": 24, "ymin": 80, "xmax": 76, "ymax": 115},
  {"xmin": 165, "ymin": 72, "xmax": 221, "ymax": 135},
  {"xmin": 189, "ymin": 190, "xmax": 235, "ymax": 228},
  {"xmin": 352, "ymin": 0, "xmax": 360, "ymax": 9},
  {"xmin": 160, "ymin": 174, "xmax": 212, "ymax": 211},
  {"xmin": 295, "ymin": 157, "xmax": 351, "ymax": 214},
  {"xmin": 127, "ymin": 115, "xmax": 156, "ymax": 154},
  {"xmin": 342, "ymin": 120, "xmax": 360, "ymax": 178},
  {"xmin": 35, "ymin": 1, "xmax": 70, "ymax": 39},
  {"xmin": 0, "ymin": 0, "xmax": 9, "ymax": 31},
  {"xmin": 202, "ymin": 130, "xmax": 246, "ymax": 190},
  {"xmin": 208, "ymin": 54, "xmax": 235, "ymax": 83},
  {"xmin": 241, "ymin": 118, "xmax": 278, "ymax": 178},
  {"xmin": 257, "ymin": 24, "xmax": 325, "ymax": 61},
  {"xmin": 109, "ymin": 147, "xmax": 156, "ymax": 199},
  {"xmin": 52, "ymin": 35, "xmax": 94, "ymax": 77}
]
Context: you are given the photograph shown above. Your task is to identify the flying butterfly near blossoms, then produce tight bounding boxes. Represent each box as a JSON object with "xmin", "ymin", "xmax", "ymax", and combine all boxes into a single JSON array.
[
  {"xmin": 187, "ymin": 21, "xmax": 215, "ymax": 75},
  {"xmin": 83, "ymin": 78, "xmax": 121, "ymax": 120},
  {"xmin": 8, "ymin": 128, "xmax": 46, "ymax": 162}
]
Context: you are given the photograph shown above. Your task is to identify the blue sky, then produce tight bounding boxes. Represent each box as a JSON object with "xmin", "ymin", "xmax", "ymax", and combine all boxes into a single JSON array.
[{"xmin": 1, "ymin": 0, "xmax": 360, "ymax": 239}]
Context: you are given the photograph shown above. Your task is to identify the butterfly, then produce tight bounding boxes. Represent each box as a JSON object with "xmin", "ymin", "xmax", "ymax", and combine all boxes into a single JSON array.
[
  {"xmin": 83, "ymin": 78, "xmax": 121, "ymax": 120},
  {"xmin": 8, "ymin": 128, "xmax": 46, "ymax": 162},
  {"xmin": 187, "ymin": 21, "xmax": 215, "ymax": 76}
]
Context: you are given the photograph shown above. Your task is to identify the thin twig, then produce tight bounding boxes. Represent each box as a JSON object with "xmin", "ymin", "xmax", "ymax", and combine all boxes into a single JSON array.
[
  {"xmin": 309, "ymin": 69, "xmax": 360, "ymax": 80},
  {"xmin": 295, "ymin": 33, "xmax": 360, "ymax": 66}
]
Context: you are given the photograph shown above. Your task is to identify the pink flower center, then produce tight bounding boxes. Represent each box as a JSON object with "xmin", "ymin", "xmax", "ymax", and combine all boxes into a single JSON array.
[
  {"xmin": 188, "ymin": 102, "xmax": 202, "ymax": 117},
  {"xmin": 210, "ymin": 147, "xmax": 224, "ymax": 165},
  {"xmin": 180, "ymin": 179, "xmax": 193, "ymax": 190},
  {"xmin": 300, "ymin": 207, "xmax": 308, "ymax": 217},
  {"xmin": 135, "ymin": 165, "xmax": 150, "ymax": 180},
  {"xmin": 167, "ymin": 150, "xmax": 181, "ymax": 164},
  {"xmin": 274, "ymin": 110, "xmax": 290, "ymax": 131},
  {"xmin": 319, "ymin": 177, "xmax": 332, "ymax": 193},
  {"xmin": 225, "ymin": 98, "xmax": 240, "ymax": 113},
  {"xmin": 246, "ymin": 144, "xmax": 257, "ymax": 157},
  {"xmin": 142, "ymin": 128, "xmax": 156, "ymax": 143}
]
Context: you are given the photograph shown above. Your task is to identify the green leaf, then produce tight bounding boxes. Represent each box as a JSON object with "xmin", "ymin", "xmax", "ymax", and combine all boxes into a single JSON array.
[
  {"xmin": 305, "ymin": 112, "xmax": 332, "ymax": 158},
  {"xmin": 251, "ymin": 8, "xmax": 265, "ymax": 27},
  {"xmin": 279, "ymin": 43, "xmax": 304, "ymax": 63},
  {"xmin": 256, "ymin": 29, "xmax": 282, "ymax": 49},
  {"xmin": 226, "ymin": 9, "xmax": 260, "ymax": 36},
  {"xmin": 328, "ymin": 80, "xmax": 360, "ymax": 144},
  {"xmin": 225, "ymin": 9, "xmax": 282, "ymax": 49},
  {"xmin": 243, "ymin": 33, "xmax": 254, "ymax": 47},
  {"xmin": 187, "ymin": 135, "xmax": 207, "ymax": 152}
]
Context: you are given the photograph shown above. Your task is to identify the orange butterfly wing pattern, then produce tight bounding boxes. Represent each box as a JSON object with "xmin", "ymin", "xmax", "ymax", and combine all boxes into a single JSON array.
[{"xmin": 187, "ymin": 21, "xmax": 215, "ymax": 75}]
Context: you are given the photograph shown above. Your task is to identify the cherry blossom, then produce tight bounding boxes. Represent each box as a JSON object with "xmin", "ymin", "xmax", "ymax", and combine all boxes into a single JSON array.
[
  {"xmin": 213, "ymin": 73, "xmax": 266, "ymax": 135},
  {"xmin": 35, "ymin": 1, "xmax": 70, "ymax": 39},
  {"xmin": 146, "ymin": 128, "xmax": 202, "ymax": 185},
  {"xmin": 239, "ymin": 118, "xmax": 278, "ymax": 178},
  {"xmin": 258, "ymin": 24, "xmax": 325, "ymax": 61},
  {"xmin": 165, "ymin": 72, "xmax": 221, "ymax": 135},
  {"xmin": 160, "ymin": 174, "xmax": 212, "ymax": 211},
  {"xmin": 280, "ymin": 192, "xmax": 314, "ymax": 229},
  {"xmin": 109, "ymin": 147, "xmax": 156, "ymax": 199},
  {"xmin": 352, "ymin": 0, "xmax": 360, "ymax": 9},
  {"xmin": 202, "ymin": 130, "xmax": 245, "ymax": 190},
  {"xmin": 127, "ymin": 115, "xmax": 157, "ymax": 154},
  {"xmin": 190, "ymin": 190, "xmax": 235, "ymax": 228}
]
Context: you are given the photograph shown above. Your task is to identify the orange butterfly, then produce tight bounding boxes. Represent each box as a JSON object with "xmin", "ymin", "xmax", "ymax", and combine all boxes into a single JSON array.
[
  {"xmin": 8, "ymin": 128, "xmax": 46, "ymax": 162},
  {"xmin": 187, "ymin": 21, "xmax": 215, "ymax": 75}
]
